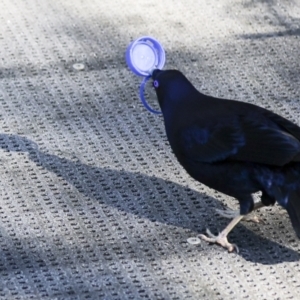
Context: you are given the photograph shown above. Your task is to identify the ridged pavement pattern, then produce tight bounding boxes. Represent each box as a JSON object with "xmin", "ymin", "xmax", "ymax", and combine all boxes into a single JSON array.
[{"xmin": 0, "ymin": 0, "xmax": 300, "ymax": 299}]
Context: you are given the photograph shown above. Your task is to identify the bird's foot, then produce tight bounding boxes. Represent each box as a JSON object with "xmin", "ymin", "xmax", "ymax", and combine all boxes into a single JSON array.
[
  {"xmin": 215, "ymin": 208, "xmax": 239, "ymax": 219},
  {"xmin": 243, "ymin": 214, "xmax": 263, "ymax": 224},
  {"xmin": 199, "ymin": 229, "xmax": 239, "ymax": 253},
  {"xmin": 215, "ymin": 208, "xmax": 264, "ymax": 224}
]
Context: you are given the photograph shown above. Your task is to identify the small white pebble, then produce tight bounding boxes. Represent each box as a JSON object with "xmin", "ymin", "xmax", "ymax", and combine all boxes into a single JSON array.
[
  {"xmin": 72, "ymin": 63, "xmax": 85, "ymax": 71},
  {"xmin": 187, "ymin": 237, "xmax": 201, "ymax": 245}
]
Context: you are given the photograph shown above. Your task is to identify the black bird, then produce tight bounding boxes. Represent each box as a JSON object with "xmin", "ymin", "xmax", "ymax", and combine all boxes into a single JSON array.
[{"xmin": 151, "ymin": 69, "xmax": 300, "ymax": 252}]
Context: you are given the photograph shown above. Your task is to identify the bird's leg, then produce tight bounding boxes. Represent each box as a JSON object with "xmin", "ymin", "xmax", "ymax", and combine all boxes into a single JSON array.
[
  {"xmin": 215, "ymin": 201, "xmax": 265, "ymax": 224},
  {"xmin": 199, "ymin": 215, "xmax": 244, "ymax": 253}
]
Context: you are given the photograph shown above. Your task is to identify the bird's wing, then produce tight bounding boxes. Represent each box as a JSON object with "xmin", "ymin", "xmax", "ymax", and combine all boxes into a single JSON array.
[
  {"xmin": 181, "ymin": 115, "xmax": 300, "ymax": 166},
  {"xmin": 264, "ymin": 110, "xmax": 300, "ymax": 140}
]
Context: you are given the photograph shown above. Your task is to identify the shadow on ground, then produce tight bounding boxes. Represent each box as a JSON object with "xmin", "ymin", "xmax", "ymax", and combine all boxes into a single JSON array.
[{"xmin": 0, "ymin": 133, "xmax": 299, "ymax": 265}]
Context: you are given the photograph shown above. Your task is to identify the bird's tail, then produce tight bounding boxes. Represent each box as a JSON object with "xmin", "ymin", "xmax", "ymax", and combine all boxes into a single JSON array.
[{"xmin": 285, "ymin": 188, "xmax": 300, "ymax": 238}]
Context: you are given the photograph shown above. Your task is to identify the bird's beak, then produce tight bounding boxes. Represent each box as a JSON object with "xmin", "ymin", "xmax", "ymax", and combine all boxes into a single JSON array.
[{"xmin": 152, "ymin": 69, "xmax": 163, "ymax": 79}]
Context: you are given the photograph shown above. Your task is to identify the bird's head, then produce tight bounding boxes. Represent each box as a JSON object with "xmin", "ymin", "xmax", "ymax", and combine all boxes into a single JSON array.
[{"xmin": 151, "ymin": 69, "xmax": 197, "ymax": 110}]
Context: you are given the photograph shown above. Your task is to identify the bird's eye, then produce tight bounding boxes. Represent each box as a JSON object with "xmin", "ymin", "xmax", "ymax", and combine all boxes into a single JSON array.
[{"xmin": 153, "ymin": 80, "xmax": 159, "ymax": 88}]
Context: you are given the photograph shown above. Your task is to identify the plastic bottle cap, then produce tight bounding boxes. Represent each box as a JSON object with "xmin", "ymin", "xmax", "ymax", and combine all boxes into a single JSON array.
[
  {"xmin": 72, "ymin": 63, "xmax": 85, "ymax": 71},
  {"xmin": 187, "ymin": 237, "xmax": 201, "ymax": 245},
  {"xmin": 126, "ymin": 36, "xmax": 165, "ymax": 76}
]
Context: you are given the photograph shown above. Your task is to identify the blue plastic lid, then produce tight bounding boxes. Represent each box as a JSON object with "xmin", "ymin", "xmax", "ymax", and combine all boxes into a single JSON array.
[{"xmin": 126, "ymin": 36, "xmax": 165, "ymax": 76}]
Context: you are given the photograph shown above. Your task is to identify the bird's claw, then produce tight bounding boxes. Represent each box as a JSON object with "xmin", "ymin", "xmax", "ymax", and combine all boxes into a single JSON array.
[
  {"xmin": 215, "ymin": 208, "xmax": 264, "ymax": 224},
  {"xmin": 243, "ymin": 214, "xmax": 264, "ymax": 224},
  {"xmin": 215, "ymin": 208, "xmax": 239, "ymax": 219},
  {"xmin": 199, "ymin": 229, "xmax": 239, "ymax": 253}
]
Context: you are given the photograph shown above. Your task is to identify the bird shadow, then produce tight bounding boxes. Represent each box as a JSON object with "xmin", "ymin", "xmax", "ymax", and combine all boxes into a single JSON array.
[{"xmin": 0, "ymin": 133, "xmax": 299, "ymax": 265}]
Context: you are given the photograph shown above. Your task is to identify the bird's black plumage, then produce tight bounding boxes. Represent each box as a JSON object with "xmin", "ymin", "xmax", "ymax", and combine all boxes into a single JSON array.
[{"xmin": 152, "ymin": 69, "xmax": 300, "ymax": 250}]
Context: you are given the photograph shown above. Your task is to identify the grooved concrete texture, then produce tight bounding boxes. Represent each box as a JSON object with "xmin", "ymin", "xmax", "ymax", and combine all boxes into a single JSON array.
[{"xmin": 0, "ymin": 0, "xmax": 300, "ymax": 299}]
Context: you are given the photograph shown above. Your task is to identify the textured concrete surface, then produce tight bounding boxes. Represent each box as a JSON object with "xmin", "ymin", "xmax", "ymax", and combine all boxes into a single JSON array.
[{"xmin": 0, "ymin": 0, "xmax": 300, "ymax": 299}]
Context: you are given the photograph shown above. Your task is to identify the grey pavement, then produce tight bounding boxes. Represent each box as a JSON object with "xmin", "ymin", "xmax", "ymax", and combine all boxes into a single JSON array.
[{"xmin": 0, "ymin": 0, "xmax": 300, "ymax": 299}]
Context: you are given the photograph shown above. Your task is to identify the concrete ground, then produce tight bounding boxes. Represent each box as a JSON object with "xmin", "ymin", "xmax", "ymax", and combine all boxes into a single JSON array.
[{"xmin": 1, "ymin": 0, "xmax": 300, "ymax": 299}]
